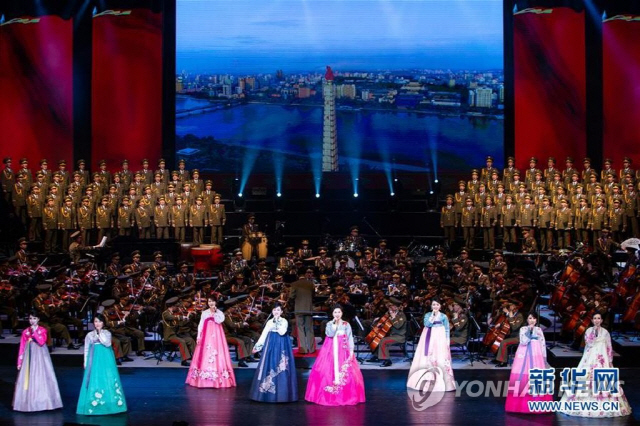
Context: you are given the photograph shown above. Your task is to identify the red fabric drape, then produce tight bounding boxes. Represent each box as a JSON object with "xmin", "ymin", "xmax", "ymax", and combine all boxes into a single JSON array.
[
  {"xmin": 0, "ymin": 15, "xmax": 73, "ymax": 166},
  {"xmin": 91, "ymin": 8, "xmax": 163, "ymax": 171},
  {"xmin": 513, "ymin": 7, "xmax": 587, "ymax": 169}
]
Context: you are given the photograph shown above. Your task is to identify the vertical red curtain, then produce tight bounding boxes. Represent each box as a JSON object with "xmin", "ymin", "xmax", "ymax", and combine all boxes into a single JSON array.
[
  {"xmin": 602, "ymin": 16, "xmax": 640, "ymax": 163},
  {"xmin": 0, "ymin": 15, "xmax": 74, "ymax": 166},
  {"xmin": 513, "ymin": 7, "xmax": 586, "ymax": 170},
  {"xmin": 91, "ymin": 8, "xmax": 163, "ymax": 171}
]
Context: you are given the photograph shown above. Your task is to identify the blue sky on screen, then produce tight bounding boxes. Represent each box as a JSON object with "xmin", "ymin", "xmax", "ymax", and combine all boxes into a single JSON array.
[{"xmin": 177, "ymin": 0, "xmax": 503, "ymax": 73}]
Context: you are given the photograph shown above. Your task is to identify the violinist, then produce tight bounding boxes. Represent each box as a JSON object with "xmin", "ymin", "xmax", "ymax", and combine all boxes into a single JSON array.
[
  {"xmin": 161, "ymin": 297, "xmax": 194, "ymax": 366},
  {"xmin": 230, "ymin": 249, "xmax": 248, "ymax": 274},
  {"xmin": 152, "ymin": 251, "xmax": 165, "ymax": 276},
  {"xmin": 102, "ymin": 299, "xmax": 134, "ymax": 364},
  {"xmin": 386, "ymin": 273, "xmax": 408, "ymax": 297},
  {"xmin": 31, "ymin": 284, "xmax": 79, "ymax": 350},
  {"xmin": 493, "ymin": 301, "xmax": 524, "ymax": 367},
  {"xmin": 128, "ymin": 250, "xmax": 142, "ymax": 273},
  {"xmin": 15, "ymin": 238, "xmax": 28, "ymax": 266},
  {"xmin": 222, "ymin": 304, "xmax": 255, "ymax": 367},
  {"xmin": 231, "ymin": 273, "xmax": 248, "ymax": 293},
  {"xmin": 450, "ymin": 301, "xmax": 469, "ymax": 346},
  {"xmin": 314, "ymin": 274, "xmax": 331, "ymax": 297},
  {"xmin": 114, "ymin": 295, "xmax": 147, "ymax": 356},
  {"xmin": 489, "ymin": 250, "xmax": 508, "ymax": 276},
  {"xmin": 374, "ymin": 239, "xmax": 391, "ymax": 262},
  {"xmin": 175, "ymin": 261, "xmax": 195, "ymax": 291},
  {"xmin": 107, "ymin": 253, "xmax": 122, "ymax": 278},
  {"xmin": 278, "ymin": 247, "xmax": 296, "ymax": 274}
]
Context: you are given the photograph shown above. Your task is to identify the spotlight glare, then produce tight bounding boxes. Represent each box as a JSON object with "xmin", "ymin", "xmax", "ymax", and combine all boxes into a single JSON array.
[
  {"xmin": 394, "ymin": 178, "xmax": 398, "ymax": 182},
  {"xmin": 315, "ymin": 193, "xmax": 320, "ymax": 198},
  {"xmin": 390, "ymin": 192, "xmax": 395, "ymax": 197},
  {"xmin": 429, "ymin": 190, "xmax": 434, "ymax": 195},
  {"xmin": 353, "ymin": 193, "xmax": 359, "ymax": 198},
  {"xmin": 434, "ymin": 179, "xmax": 439, "ymax": 183},
  {"xmin": 238, "ymin": 192, "xmax": 243, "ymax": 197},
  {"xmin": 276, "ymin": 192, "xmax": 282, "ymax": 198}
]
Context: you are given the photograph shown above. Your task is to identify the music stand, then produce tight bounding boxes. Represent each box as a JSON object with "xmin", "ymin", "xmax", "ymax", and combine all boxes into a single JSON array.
[{"xmin": 462, "ymin": 313, "xmax": 485, "ymax": 365}]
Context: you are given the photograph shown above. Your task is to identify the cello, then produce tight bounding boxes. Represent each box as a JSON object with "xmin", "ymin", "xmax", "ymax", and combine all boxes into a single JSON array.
[
  {"xmin": 482, "ymin": 307, "xmax": 511, "ymax": 354},
  {"xmin": 365, "ymin": 312, "xmax": 393, "ymax": 351}
]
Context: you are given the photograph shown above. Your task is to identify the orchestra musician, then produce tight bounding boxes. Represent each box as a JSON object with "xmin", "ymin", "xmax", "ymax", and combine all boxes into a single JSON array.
[
  {"xmin": 493, "ymin": 301, "xmax": 524, "ymax": 367},
  {"xmin": 365, "ymin": 298, "xmax": 407, "ymax": 367},
  {"xmin": 161, "ymin": 297, "xmax": 195, "ymax": 366}
]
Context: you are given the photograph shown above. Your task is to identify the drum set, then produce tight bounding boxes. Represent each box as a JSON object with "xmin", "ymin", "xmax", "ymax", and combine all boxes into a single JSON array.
[{"xmin": 190, "ymin": 244, "xmax": 224, "ymax": 272}]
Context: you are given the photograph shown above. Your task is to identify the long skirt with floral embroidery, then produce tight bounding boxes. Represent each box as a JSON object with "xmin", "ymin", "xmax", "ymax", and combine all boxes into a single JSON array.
[
  {"xmin": 186, "ymin": 318, "xmax": 236, "ymax": 388},
  {"xmin": 249, "ymin": 332, "xmax": 298, "ymax": 403},
  {"xmin": 407, "ymin": 325, "xmax": 456, "ymax": 391},
  {"xmin": 305, "ymin": 333, "xmax": 365, "ymax": 406},
  {"xmin": 77, "ymin": 344, "xmax": 127, "ymax": 415}
]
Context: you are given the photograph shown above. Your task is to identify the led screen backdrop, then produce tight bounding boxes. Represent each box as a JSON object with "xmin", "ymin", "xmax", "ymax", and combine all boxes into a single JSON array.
[{"xmin": 176, "ymin": 0, "xmax": 504, "ymax": 175}]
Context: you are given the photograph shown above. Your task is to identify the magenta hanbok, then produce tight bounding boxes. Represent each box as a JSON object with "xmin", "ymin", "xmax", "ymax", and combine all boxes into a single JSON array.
[
  {"xmin": 305, "ymin": 321, "xmax": 365, "ymax": 406},
  {"xmin": 186, "ymin": 308, "xmax": 236, "ymax": 388},
  {"xmin": 13, "ymin": 326, "xmax": 63, "ymax": 412},
  {"xmin": 505, "ymin": 326, "xmax": 552, "ymax": 413}
]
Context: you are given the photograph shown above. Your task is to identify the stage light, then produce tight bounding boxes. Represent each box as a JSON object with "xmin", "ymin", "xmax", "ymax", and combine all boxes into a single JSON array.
[
  {"xmin": 276, "ymin": 192, "xmax": 282, "ymax": 198},
  {"xmin": 434, "ymin": 179, "xmax": 439, "ymax": 183},
  {"xmin": 354, "ymin": 193, "xmax": 359, "ymax": 198},
  {"xmin": 315, "ymin": 193, "xmax": 320, "ymax": 198},
  {"xmin": 238, "ymin": 192, "xmax": 243, "ymax": 197},
  {"xmin": 394, "ymin": 178, "xmax": 398, "ymax": 182},
  {"xmin": 429, "ymin": 190, "xmax": 434, "ymax": 195},
  {"xmin": 390, "ymin": 192, "xmax": 395, "ymax": 197}
]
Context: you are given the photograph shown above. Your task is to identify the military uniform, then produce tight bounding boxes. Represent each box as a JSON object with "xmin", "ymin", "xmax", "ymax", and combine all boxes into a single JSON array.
[
  {"xmin": 27, "ymin": 188, "xmax": 44, "ymax": 241},
  {"xmin": 209, "ymin": 198, "xmax": 226, "ymax": 244},
  {"xmin": 495, "ymin": 311, "xmax": 524, "ymax": 363},
  {"xmin": 77, "ymin": 200, "xmax": 94, "ymax": 244},
  {"xmin": 189, "ymin": 198, "xmax": 208, "ymax": 244},
  {"xmin": 518, "ymin": 200, "xmax": 537, "ymax": 228},
  {"xmin": 574, "ymin": 204, "xmax": 591, "ymax": 244},
  {"xmin": 501, "ymin": 201, "xmax": 518, "ymax": 246},
  {"xmin": 162, "ymin": 307, "xmax": 195, "ymax": 362},
  {"xmin": 1, "ymin": 159, "xmax": 14, "ymax": 204},
  {"xmin": 96, "ymin": 200, "xmax": 113, "ymax": 242},
  {"xmin": 537, "ymin": 203, "xmax": 555, "ymax": 251},
  {"xmin": 135, "ymin": 203, "xmax": 152, "ymax": 239},
  {"xmin": 117, "ymin": 201, "xmax": 134, "ymax": 236},
  {"xmin": 460, "ymin": 201, "xmax": 477, "ymax": 249},
  {"xmin": 154, "ymin": 201, "xmax": 171, "ymax": 239},
  {"xmin": 172, "ymin": 200, "xmax": 188, "ymax": 242},
  {"xmin": 555, "ymin": 203, "xmax": 573, "ymax": 248},
  {"xmin": 440, "ymin": 197, "xmax": 456, "ymax": 245},
  {"xmin": 623, "ymin": 189, "xmax": 639, "ymax": 237},
  {"xmin": 12, "ymin": 178, "xmax": 28, "ymax": 225},
  {"xmin": 450, "ymin": 312, "xmax": 469, "ymax": 346},
  {"xmin": 480, "ymin": 204, "xmax": 497, "ymax": 250},
  {"xmin": 609, "ymin": 203, "xmax": 626, "ymax": 242},
  {"xmin": 58, "ymin": 199, "xmax": 77, "ymax": 251}
]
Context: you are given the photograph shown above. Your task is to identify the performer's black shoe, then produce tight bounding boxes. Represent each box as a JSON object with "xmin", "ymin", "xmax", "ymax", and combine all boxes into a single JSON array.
[
  {"xmin": 495, "ymin": 362, "xmax": 507, "ymax": 368},
  {"xmin": 366, "ymin": 356, "xmax": 380, "ymax": 363},
  {"xmin": 68, "ymin": 343, "xmax": 80, "ymax": 350},
  {"xmin": 237, "ymin": 360, "xmax": 249, "ymax": 367},
  {"xmin": 136, "ymin": 351, "xmax": 147, "ymax": 356},
  {"xmin": 380, "ymin": 360, "xmax": 392, "ymax": 367},
  {"xmin": 181, "ymin": 360, "xmax": 191, "ymax": 366},
  {"xmin": 116, "ymin": 359, "xmax": 123, "ymax": 366},
  {"xmin": 253, "ymin": 353, "xmax": 260, "ymax": 359},
  {"xmin": 122, "ymin": 356, "xmax": 134, "ymax": 362},
  {"xmin": 246, "ymin": 356, "xmax": 257, "ymax": 362}
]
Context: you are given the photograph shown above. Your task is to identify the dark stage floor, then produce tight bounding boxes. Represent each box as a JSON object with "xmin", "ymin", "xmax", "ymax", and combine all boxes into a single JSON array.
[{"xmin": 1, "ymin": 367, "xmax": 639, "ymax": 426}]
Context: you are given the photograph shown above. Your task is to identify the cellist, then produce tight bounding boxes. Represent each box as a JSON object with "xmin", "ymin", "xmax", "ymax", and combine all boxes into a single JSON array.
[
  {"xmin": 366, "ymin": 298, "xmax": 406, "ymax": 367},
  {"xmin": 493, "ymin": 301, "xmax": 523, "ymax": 367}
]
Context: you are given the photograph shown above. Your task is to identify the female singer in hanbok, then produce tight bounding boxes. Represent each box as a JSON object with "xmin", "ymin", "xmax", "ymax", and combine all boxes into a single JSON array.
[
  {"xmin": 305, "ymin": 304, "xmax": 365, "ymax": 406},
  {"xmin": 77, "ymin": 314, "xmax": 127, "ymax": 415},
  {"xmin": 249, "ymin": 303, "xmax": 298, "ymax": 403},
  {"xmin": 407, "ymin": 299, "xmax": 456, "ymax": 391},
  {"xmin": 186, "ymin": 297, "xmax": 236, "ymax": 388},
  {"xmin": 505, "ymin": 312, "xmax": 552, "ymax": 413},
  {"xmin": 558, "ymin": 312, "xmax": 631, "ymax": 418},
  {"xmin": 13, "ymin": 311, "xmax": 63, "ymax": 412}
]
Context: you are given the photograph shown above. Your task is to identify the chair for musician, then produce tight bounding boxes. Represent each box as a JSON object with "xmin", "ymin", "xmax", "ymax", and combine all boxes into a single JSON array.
[
  {"xmin": 147, "ymin": 322, "xmax": 179, "ymax": 365},
  {"xmin": 451, "ymin": 313, "xmax": 483, "ymax": 366}
]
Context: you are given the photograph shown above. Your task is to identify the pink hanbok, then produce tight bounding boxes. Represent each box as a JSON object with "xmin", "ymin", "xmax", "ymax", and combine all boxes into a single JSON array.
[
  {"xmin": 505, "ymin": 326, "xmax": 552, "ymax": 413},
  {"xmin": 13, "ymin": 326, "xmax": 63, "ymax": 412},
  {"xmin": 186, "ymin": 309, "xmax": 236, "ymax": 388},
  {"xmin": 305, "ymin": 321, "xmax": 365, "ymax": 406}
]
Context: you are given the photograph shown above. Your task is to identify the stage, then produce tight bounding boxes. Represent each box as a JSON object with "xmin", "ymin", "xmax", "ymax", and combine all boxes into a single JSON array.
[{"xmin": 1, "ymin": 366, "xmax": 639, "ymax": 426}]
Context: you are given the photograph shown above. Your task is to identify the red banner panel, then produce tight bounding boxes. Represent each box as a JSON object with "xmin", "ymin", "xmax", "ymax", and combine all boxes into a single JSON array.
[
  {"xmin": 91, "ymin": 8, "xmax": 163, "ymax": 171},
  {"xmin": 603, "ymin": 17, "xmax": 640, "ymax": 164},
  {"xmin": 0, "ymin": 15, "xmax": 73, "ymax": 167},
  {"xmin": 513, "ymin": 7, "xmax": 586, "ymax": 169}
]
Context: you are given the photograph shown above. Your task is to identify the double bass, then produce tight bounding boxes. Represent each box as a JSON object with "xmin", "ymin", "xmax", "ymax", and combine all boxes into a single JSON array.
[
  {"xmin": 482, "ymin": 311, "xmax": 511, "ymax": 354},
  {"xmin": 365, "ymin": 312, "xmax": 393, "ymax": 351}
]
